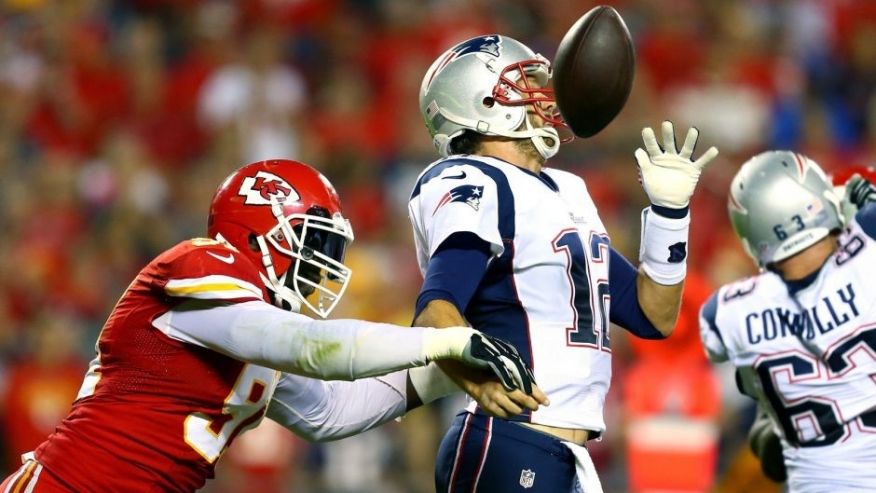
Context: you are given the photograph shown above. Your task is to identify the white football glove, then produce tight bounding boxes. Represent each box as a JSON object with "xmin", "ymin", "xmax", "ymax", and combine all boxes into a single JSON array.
[{"xmin": 635, "ymin": 121, "xmax": 719, "ymax": 209}]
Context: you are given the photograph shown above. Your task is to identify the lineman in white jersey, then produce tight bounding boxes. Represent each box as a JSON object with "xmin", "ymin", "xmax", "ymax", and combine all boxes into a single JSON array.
[
  {"xmin": 699, "ymin": 151, "xmax": 876, "ymax": 493},
  {"xmin": 410, "ymin": 34, "xmax": 719, "ymax": 492}
]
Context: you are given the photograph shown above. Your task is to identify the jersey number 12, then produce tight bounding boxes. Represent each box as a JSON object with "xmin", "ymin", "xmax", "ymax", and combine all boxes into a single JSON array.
[{"xmin": 553, "ymin": 230, "xmax": 610, "ymax": 350}]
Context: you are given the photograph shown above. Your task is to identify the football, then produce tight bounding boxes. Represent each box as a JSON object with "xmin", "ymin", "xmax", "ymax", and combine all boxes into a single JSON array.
[{"xmin": 553, "ymin": 5, "xmax": 636, "ymax": 138}]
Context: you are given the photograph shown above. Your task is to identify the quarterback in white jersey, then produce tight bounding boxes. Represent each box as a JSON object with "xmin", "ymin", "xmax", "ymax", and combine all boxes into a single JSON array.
[
  {"xmin": 410, "ymin": 155, "xmax": 613, "ymax": 430},
  {"xmin": 699, "ymin": 151, "xmax": 876, "ymax": 493},
  {"xmin": 412, "ymin": 34, "xmax": 718, "ymax": 493}
]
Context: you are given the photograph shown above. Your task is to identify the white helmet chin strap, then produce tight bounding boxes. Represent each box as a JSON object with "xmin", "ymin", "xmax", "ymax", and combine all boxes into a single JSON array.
[
  {"xmin": 434, "ymin": 108, "xmax": 560, "ymax": 160},
  {"xmin": 524, "ymin": 121, "xmax": 560, "ymax": 160},
  {"xmin": 253, "ymin": 207, "xmax": 354, "ymax": 319},
  {"xmin": 256, "ymin": 235, "xmax": 303, "ymax": 313},
  {"xmin": 261, "ymin": 272, "xmax": 304, "ymax": 313}
]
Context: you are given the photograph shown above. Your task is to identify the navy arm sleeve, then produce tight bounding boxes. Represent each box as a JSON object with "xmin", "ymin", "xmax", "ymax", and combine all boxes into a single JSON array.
[
  {"xmin": 414, "ymin": 232, "xmax": 492, "ymax": 319},
  {"xmin": 608, "ymin": 248, "xmax": 666, "ymax": 340},
  {"xmin": 700, "ymin": 291, "xmax": 726, "ymax": 349},
  {"xmin": 855, "ymin": 203, "xmax": 876, "ymax": 239}
]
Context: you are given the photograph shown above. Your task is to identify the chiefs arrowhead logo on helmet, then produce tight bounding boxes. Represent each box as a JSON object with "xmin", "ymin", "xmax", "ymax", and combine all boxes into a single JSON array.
[
  {"xmin": 210, "ymin": 160, "xmax": 354, "ymax": 319},
  {"xmin": 238, "ymin": 171, "xmax": 300, "ymax": 205}
]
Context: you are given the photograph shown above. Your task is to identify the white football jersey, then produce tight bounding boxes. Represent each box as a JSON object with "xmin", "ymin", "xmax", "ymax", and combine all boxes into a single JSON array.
[
  {"xmin": 700, "ymin": 216, "xmax": 876, "ymax": 492},
  {"xmin": 409, "ymin": 155, "xmax": 612, "ymax": 432}
]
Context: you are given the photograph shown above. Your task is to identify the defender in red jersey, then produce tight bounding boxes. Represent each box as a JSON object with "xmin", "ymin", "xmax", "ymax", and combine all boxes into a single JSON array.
[{"xmin": 2, "ymin": 160, "xmax": 545, "ymax": 493}]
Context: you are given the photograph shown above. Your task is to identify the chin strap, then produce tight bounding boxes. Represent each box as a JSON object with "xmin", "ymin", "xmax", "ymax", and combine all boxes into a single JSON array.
[
  {"xmin": 433, "ymin": 107, "xmax": 560, "ymax": 160},
  {"xmin": 525, "ymin": 120, "xmax": 559, "ymax": 160},
  {"xmin": 256, "ymin": 235, "xmax": 303, "ymax": 314}
]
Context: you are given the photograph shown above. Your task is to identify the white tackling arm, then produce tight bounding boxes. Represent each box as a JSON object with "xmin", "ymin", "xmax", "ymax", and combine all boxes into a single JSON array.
[
  {"xmin": 152, "ymin": 300, "xmax": 530, "ymax": 389},
  {"xmin": 266, "ymin": 364, "xmax": 457, "ymax": 442},
  {"xmin": 266, "ymin": 371, "xmax": 409, "ymax": 442}
]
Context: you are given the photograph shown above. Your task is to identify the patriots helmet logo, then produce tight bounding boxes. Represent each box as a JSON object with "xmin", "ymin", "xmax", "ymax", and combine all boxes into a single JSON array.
[
  {"xmin": 432, "ymin": 185, "xmax": 484, "ymax": 215},
  {"xmin": 425, "ymin": 36, "xmax": 503, "ymax": 90},
  {"xmin": 450, "ymin": 35, "xmax": 502, "ymax": 58}
]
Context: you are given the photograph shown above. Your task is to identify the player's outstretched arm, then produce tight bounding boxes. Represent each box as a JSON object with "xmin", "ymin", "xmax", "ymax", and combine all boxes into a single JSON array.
[
  {"xmin": 414, "ymin": 299, "xmax": 550, "ymax": 419},
  {"xmin": 266, "ymin": 363, "xmax": 459, "ymax": 442},
  {"xmin": 633, "ymin": 121, "xmax": 718, "ymax": 335},
  {"xmin": 153, "ymin": 300, "xmax": 535, "ymax": 391}
]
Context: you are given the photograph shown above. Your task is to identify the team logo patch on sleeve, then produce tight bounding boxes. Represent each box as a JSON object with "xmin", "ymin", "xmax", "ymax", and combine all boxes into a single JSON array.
[
  {"xmin": 432, "ymin": 185, "xmax": 484, "ymax": 215},
  {"xmin": 667, "ymin": 241, "xmax": 687, "ymax": 263}
]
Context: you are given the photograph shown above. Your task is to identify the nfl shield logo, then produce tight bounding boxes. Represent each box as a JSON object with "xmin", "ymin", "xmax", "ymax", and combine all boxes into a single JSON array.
[{"xmin": 519, "ymin": 469, "xmax": 535, "ymax": 489}]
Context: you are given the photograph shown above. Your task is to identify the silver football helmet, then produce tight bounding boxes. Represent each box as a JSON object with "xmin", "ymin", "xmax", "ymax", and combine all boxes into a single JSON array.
[
  {"xmin": 419, "ymin": 35, "xmax": 565, "ymax": 160},
  {"xmin": 728, "ymin": 151, "xmax": 843, "ymax": 267}
]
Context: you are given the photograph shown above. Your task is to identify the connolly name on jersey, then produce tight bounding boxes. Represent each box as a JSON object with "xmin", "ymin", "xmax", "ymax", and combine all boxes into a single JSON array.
[{"xmin": 739, "ymin": 282, "xmax": 858, "ymax": 345}]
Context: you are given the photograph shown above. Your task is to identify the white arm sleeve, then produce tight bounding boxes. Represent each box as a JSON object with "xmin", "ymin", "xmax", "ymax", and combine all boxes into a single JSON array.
[
  {"xmin": 408, "ymin": 362, "xmax": 460, "ymax": 404},
  {"xmin": 152, "ymin": 300, "xmax": 471, "ymax": 380},
  {"xmin": 265, "ymin": 371, "xmax": 409, "ymax": 442}
]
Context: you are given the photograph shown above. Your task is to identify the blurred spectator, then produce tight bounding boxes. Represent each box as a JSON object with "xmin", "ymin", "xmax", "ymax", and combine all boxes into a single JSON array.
[
  {"xmin": 620, "ymin": 271, "xmax": 722, "ymax": 493},
  {"xmin": 198, "ymin": 24, "xmax": 306, "ymax": 165},
  {"xmin": 212, "ymin": 419, "xmax": 303, "ymax": 493},
  {"xmin": 0, "ymin": 311, "xmax": 86, "ymax": 472}
]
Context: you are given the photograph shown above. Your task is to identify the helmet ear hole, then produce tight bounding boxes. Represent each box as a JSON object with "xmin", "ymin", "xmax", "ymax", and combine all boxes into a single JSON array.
[
  {"xmin": 248, "ymin": 233, "xmax": 260, "ymax": 252},
  {"xmin": 482, "ymin": 97, "xmax": 495, "ymax": 108}
]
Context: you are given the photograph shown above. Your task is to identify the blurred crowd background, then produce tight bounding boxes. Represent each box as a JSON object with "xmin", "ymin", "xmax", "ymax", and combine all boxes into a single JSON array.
[{"xmin": 0, "ymin": 0, "xmax": 873, "ymax": 491}]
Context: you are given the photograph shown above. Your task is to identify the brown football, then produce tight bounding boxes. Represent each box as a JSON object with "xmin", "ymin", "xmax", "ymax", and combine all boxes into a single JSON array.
[{"xmin": 553, "ymin": 5, "xmax": 635, "ymax": 138}]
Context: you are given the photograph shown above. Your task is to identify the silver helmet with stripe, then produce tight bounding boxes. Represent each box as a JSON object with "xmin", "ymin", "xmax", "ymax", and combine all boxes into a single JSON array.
[
  {"xmin": 728, "ymin": 151, "xmax": 843, "ymax": 267},
  {"xmin": 419, "ymin": 35, "xmax": 563, "ymax": 160}
]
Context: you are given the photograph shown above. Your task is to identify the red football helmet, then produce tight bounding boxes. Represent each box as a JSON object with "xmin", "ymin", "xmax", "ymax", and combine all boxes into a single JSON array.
[{"xmin": 208, "ymin": 159, "xmax": 354, "ymax": 318}]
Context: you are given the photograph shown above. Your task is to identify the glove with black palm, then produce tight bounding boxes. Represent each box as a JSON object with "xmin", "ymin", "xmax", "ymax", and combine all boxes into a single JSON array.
[
  {"xmin": 842, "ymin": 173, "xmax": 876, "ymax": 222},
  {"xmin": 462, "ymin": 332, "xmax": 536, "ymax": 394},
  {"xmin": 423, "ymin": 327, "xmax": 537, "ymax": 394}
]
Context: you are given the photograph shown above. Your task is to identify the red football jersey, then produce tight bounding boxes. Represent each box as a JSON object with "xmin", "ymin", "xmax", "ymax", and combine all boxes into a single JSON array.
[{"xmin": 34, "ymin": 238, "xmax": 281, "ymax": 492}]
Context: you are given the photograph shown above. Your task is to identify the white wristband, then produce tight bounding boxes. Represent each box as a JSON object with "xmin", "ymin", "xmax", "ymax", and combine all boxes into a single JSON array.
[
  {"xmin": 422, "ymin": 327, "xmax": 476, "ymax": 362},
  {"xmin": 408, "ymin": 363, "xmax": 460, "ymax": 404},
  {"xmin": 639, "ymin": 207, "xmax": 690, "ymax": 285}
]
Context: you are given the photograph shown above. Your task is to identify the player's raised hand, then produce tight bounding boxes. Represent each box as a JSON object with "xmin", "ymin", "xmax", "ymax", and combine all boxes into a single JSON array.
[{"xmin": 635, "ymin": 121, "xmax": 719, "ymax": 209}]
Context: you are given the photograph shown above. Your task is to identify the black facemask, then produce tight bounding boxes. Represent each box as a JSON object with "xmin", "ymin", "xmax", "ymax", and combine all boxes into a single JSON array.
[{"xmin": 284, "ymin": 207, "xmax": 349, "ymax": 297}]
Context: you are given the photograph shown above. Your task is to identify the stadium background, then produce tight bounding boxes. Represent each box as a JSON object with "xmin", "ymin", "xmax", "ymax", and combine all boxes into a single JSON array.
[{"xmin": 0, "ymin": 0, "xmax": 873, "ymax": 491}]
